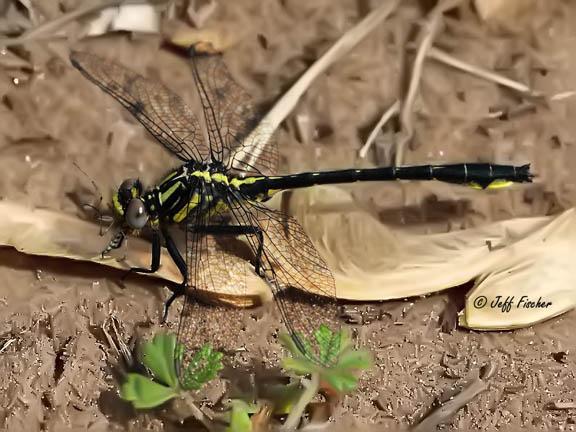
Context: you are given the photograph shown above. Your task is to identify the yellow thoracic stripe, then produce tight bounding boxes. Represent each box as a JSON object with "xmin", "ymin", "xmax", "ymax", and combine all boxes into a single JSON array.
[
  {"xmin": 112, "ymin": 193, "xmax": 123, "ymax": 215},
  {"xmin": 160, "ymin": 182, "xmax": 181, "ymax": 204},
  {"xmin": 160, "ymin": 170, "xmax": 178, "ymax": 183},
  {"xmin": 173, "ymin": 193, "xmax": 201, "ymax": 223}
]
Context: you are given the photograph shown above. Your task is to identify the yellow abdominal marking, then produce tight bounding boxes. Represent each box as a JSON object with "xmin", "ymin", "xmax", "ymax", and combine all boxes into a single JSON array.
[
  {"xmin": 173, "ymin": 193, "xmax": 201, "ymax": 223},
  {"xmin": 192, "ymin": 170, "xmax": 212, "ymax": 182},
  {"xmin": 211, "ymin": 173, "xmax": 229, "ymax": 185},
  {"xmin": 229, "ymin": 176, "xmax": 280, "ymax": 189},
  {"xmin": 264, "ymin": 189, "xmax": 281, "ymax": 198},
  {"xmin": 468, "ymin": 179, "xmax": 513, "ymax": 190}
]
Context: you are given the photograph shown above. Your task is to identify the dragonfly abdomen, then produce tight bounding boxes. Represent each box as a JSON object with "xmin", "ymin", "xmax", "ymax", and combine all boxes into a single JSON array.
[{"xmin": 236, "ymin": 163, "xmax": 533, "ymax": 199}]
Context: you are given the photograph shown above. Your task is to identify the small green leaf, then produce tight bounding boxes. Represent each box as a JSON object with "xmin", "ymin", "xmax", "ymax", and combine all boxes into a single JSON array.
[
  {"xmin": 181, "ymin": 344, "xmax": 224, "ymax": 391},
  {"xmin": 120, "ymin": 373, "xmax": 178, "ymax": 409},
  {"xmin": 315, "ymin": 325, "xmax": 342, "ymax": 365},
  {"xmin": 279, "ymin": 332, "xmax": 312, "ymax": 360},
  {"xmin": 225, "ymin": 400, "xmax": 252, "ymax": 432},
  {"xmin": 280, "ymin": 326, "xmax": 373, "ymax": 396},
  {"xmin": 281, "ymin": 356, "xmax": 315, "ymax": 375},
  {"xmin": 322, "ymin": 372, "xmax": 358, "ymax": 394},
  {"xmin": 141, "ymin": 333, "xmax": 179, "ymax": 388},
  {"xmin": 337, "ymin": 349, "xmax": 373, "ymax": 370}
]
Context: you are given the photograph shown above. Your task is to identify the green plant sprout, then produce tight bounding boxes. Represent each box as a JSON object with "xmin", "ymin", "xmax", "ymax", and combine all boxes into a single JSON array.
[
  {"xmin": 118, "ymin": 327, "xmax": 371, "ymax": 431},
  {"xmin": 223, "ymin": 399, "xmax": 255, "ymax": 432},
  {"xmin": 120, "ymin": 333, "xmax": 223, "ymax": 408},
  {"xmin": 278, "ymin": 325, "xmax": 373, "ymax": 431}
]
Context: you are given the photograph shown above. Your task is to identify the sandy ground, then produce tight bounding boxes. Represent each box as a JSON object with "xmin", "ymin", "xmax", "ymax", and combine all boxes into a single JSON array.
[{"xmin": 1, "ymin": 0, "xmax": 576, "ymax": 430}]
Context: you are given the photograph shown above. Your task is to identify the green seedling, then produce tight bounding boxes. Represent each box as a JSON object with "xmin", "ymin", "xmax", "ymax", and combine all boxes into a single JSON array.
[
  {"xmin": 260, "ymin": 381, "xmax": 305, "ymax": 416},
  {"xmin": 278, "ymin": 325, "xmax": 372, "ymax": 431},
  {"xmin": 120, "ymin": 333, "xmax": 223, "ymax": 409},
  {"xmin": 223, "ymin": 399, "xmax": 255, "ymax": 432},
  {"xmin": 119, "ymin": 327, "xmax": 370, "ymax": 431}
]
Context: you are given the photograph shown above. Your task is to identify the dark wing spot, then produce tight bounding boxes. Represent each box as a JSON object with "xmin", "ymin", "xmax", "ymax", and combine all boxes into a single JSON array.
[{"xmin": 130, "ymin": 100, "xmax": 145, "ymax": 115}]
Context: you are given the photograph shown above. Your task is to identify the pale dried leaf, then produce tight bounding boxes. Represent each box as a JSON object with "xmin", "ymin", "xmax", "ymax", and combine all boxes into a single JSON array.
[
  {"xmin": 460, "ymin": 207, "xmax": 576, "ymax": 329},
  {"xmin": 0, "ymin": 201, "xmax": 270, "ymax": 306},
  {"xmin": 474, "ymin": 0, "xmax": 537, "ymax": 22},
  {"xmin": 268, "ymin": 186, "xmax": 568, "ymax": 302},
  {"xmin": 86, "ymin": 4, "xmax": 161, "ymax": 36}
]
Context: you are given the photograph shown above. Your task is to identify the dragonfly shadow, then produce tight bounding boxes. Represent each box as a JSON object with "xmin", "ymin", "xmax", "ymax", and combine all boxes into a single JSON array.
[
  {"xmin": 378, "ymin": 196, "xmax": 472, "ymax": 227},
  {"xmin": 219, "ymin": 362, "xmax": 290, "ymax": 405}
]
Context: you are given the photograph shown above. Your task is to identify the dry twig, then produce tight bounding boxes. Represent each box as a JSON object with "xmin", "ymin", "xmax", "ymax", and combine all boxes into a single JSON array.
[
  {"xmin": 395, "ymin": 0, "xmax": 463, "ymax": 166},
  {"xmin": 359, "ymin": 99, "xmax": 400, "ymax": 159},
  {"xmin": 411, "ymin": 365, "xmax": 493, "ymax": 432},
  {"xmin": 0, "ymin": 0, "xmax": 168, "ymax": 47},
  {"xmin": 421, "ymin": 46, "xmax": 543, "ymax": 98},
  {"xmin": 237, "ymin": 0, "xmax": 401, "ymax": 172},
  {"xmin": 362, "ymin": 38, "xmax": 575, "ymax": 157},
  {"xmin": 547, "ymin": 401, "xmax": 576, "ymax": 410}
]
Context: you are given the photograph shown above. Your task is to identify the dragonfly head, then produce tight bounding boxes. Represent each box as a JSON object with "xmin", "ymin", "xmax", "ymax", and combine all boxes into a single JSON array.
[{"xmin": 112, "ymin": 178, "xmax": 149, "ymax": 230}]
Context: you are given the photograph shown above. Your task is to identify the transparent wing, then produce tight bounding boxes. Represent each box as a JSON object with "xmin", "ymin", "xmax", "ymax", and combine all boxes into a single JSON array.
[
  {"xmin": 227, "ymin": 194, "xmax": 341, "ymax": 365},
  {"xmin": 175, "ymin": 184, "xmax": 256, "ymax": 380},
  {"xmin": 70, "ymin": 50, "xmax": 209, "ymax": 163},
  {"xmin": 190, "ymin": 50, "xmax": 280, "ymax": 176},
  {"xmin": 176, "ymin": 189, "xmax": 340, "ymax": 374}
]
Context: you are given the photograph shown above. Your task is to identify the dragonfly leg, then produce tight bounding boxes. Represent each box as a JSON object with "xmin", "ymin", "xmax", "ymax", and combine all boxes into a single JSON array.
[
  {"xmin": 195, "ymin": 225, "xmax": 264, "ymax": 276},
  {"xmin": 122, "ymin": 229, "xmax": 161, "ymax": 283},
  {"xmin": 251, "ymin": 228, "xmax": 264, "ymax": 276},
  {"xmin": 160, "ymin": 226, "xmax": 187, "ymax": 323},
  {"xmin": 100, "ymin": 230, "xmax": 126, "ymax": 258}
]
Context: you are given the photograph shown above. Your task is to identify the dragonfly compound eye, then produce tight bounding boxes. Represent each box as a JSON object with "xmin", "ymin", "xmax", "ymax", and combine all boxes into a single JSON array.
[
  {"xmin": 117, "ymin": 178, "xmax": 143, "ymax": 210},
  {"xmin": 119, "ymin": 178, "xmax": 142, "ymax": 197},
  {"xmin": 125, "ymin": 198, "xmax": 149, "ymax": 229}
]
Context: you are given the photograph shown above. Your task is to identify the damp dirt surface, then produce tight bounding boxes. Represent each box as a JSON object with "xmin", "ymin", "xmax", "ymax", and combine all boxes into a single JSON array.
[{"xmin": 1, "ymin": 1, "xmax": 576, "ymax": 431}]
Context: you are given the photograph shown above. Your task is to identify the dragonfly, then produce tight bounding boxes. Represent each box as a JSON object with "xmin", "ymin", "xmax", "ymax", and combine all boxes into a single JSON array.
[{"xmin": 69, "ymin": 45, "xmax": 533, "ymax": 371}]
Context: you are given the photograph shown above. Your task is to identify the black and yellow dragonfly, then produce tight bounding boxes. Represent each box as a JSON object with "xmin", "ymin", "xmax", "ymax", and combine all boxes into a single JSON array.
[{"xmin": 70, "ymin": 46, "xmax": 533, "ymax": 370}]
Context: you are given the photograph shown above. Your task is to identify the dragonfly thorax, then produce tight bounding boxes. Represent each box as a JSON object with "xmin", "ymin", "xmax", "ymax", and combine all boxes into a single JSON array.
[{"xmin": 113, "ymin": 163, "xmax": 236, "ymax": 230}]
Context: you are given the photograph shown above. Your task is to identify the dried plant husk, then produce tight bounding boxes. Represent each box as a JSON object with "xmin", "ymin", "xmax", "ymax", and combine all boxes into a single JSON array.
[
  {"xmin": 0, "ymin": 201, "xmax": 271, "ymax": 307},
  {"xmin": 266, "ymin": 185, "xmax": 576, "ymax": 330},
  {"xmin": 460, "ymin": 207, "xmax": 576, "ymax": 330},
  {"xmin": 474, "ymin": 0, "xmax": 538, "ymax": 23}
]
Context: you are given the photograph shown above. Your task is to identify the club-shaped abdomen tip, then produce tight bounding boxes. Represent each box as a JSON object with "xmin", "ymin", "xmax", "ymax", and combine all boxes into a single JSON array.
[{"xmin": 520, "ymin": 164, "xmax": 535, "ymax": 182}]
